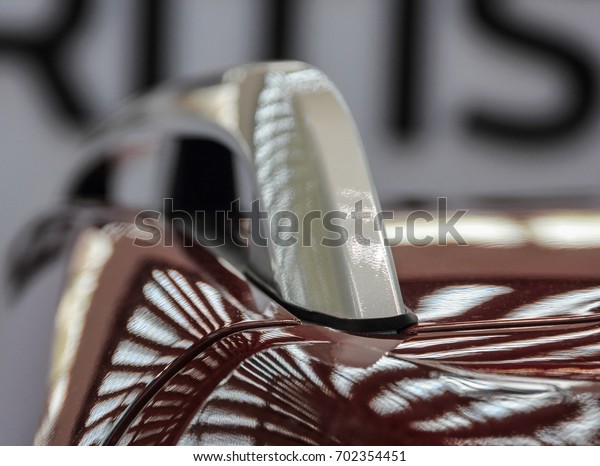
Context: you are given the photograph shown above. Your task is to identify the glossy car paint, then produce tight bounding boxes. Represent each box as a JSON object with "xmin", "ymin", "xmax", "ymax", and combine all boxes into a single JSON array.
[{"xmin": 29, "ymin": 207, "xmax": 600, "ymax": 445}]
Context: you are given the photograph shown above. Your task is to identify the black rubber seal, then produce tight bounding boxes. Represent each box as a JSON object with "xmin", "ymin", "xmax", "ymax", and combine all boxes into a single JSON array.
[{"xmin": 245, "ymin": 269, "xmax": 418, "ymax": 335}]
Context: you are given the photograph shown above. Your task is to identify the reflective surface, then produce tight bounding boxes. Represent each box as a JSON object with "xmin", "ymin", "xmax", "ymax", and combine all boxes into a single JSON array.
[
  {"xmin": 25, "ymin": 206, "xmax": 600, "ymax": 445},
  {"xmin": 9, "ymin": 59, "xmax": 600, "ymax": 445},
  {"xmin": 84, "ymin": 61, "xmax": 413, "ymax": 332},
  {"xmin": 394, "ymin": 208, "xmax": 600, "ymax": 328},
  {"xmin": 32, "ymin": 210, "xmax": 298, "ymax": 445},
  {"xmin": 117, "ymin": 324, "xmax": 600, "ymax": 446}
]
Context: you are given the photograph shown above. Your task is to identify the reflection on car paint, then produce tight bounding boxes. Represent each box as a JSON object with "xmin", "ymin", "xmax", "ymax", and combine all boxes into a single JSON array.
[{"xmin": 31, "ymin": 208, "xmax": 600, "ymax": 445}]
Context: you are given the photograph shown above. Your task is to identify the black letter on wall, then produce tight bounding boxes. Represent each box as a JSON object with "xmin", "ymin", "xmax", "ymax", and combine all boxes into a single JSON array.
[
  {"xmin": 390, "ymin": 0, "xmax": 427, "ymax": 140},
  {"xmin": 466, "ymin": 0, "xmax": 597, "ymax": 144},
  {"xmin": 0, "ymin": 0, "xmax": 91, "ymax": 124}
]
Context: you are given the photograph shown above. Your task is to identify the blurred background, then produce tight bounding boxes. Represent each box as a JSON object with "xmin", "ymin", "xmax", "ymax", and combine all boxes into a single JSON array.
[
  {"xmin": 1, "ymin": 0, "xmax": 600, "ymax": 443},
  {"xmin": 1, "ymin": 0, "xmax": 600, "ymax": 265}
]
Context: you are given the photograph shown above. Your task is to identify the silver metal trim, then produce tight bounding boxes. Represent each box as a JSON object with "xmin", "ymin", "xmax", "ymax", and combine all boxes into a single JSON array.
[{"xmin": 83, "ymin": 61, "xmax": 414, "ymax": 332}]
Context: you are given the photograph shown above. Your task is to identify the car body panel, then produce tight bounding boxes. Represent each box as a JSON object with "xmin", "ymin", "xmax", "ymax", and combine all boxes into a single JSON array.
[{"xmin": 25, "ymin": 206, "xmax": 600, "ymax": 445}]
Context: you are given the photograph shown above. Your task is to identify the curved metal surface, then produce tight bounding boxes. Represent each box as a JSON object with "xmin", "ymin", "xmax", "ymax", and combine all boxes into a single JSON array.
[
  {"xmin": 32, "ymin": 209, "xmax": 299, "ymax": 445},
  {"xmin": 115, "ymin": 324, "xmax": 600, "ymax": 446},
  {"xmin": 10, "ymin": 63, "xmax": 600, "ymax": 446},
  {"xmin": 82, "ymin": 61, "xmax": 414, "ymax": 332},
  {"xmin": 25, "ymin": 206, "xmax": 600, "ymax": 445}
]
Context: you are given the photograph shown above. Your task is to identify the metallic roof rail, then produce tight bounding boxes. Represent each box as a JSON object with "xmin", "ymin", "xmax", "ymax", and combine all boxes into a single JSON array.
[{"xmin": 76, "ymin": 61, "xmax": 417, "ymax": 333}]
